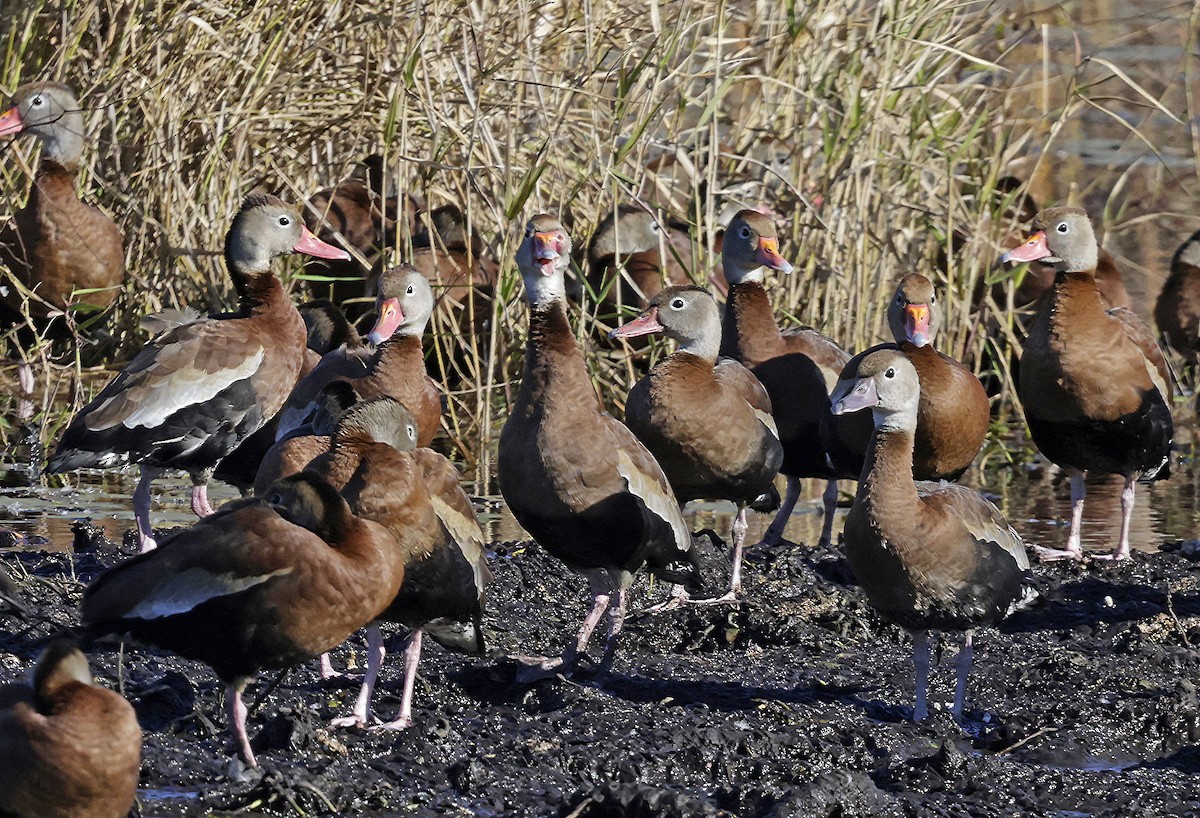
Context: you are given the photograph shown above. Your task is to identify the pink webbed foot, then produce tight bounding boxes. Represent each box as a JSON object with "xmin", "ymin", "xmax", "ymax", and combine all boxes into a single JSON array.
[{"xmin": 1031, "ymin": 544, "xmax": 1086, "ymax": 562}]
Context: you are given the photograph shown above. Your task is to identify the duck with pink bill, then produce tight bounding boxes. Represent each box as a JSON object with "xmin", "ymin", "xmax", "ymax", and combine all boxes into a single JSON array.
[
  {"xmin": 48, "ymin": 194, "xmax": 349, "ymax": 552},
  {"xmin": 611, "ymin": 285, "xmax": 783, "ymax": 605}
]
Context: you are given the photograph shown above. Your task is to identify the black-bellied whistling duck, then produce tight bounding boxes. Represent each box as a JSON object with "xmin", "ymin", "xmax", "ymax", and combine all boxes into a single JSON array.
[
  {"xmin": 611, "ymin": 285, "xmax": 782, "ymax": 602},
  {"xmin": 211, "ymin": 300, "xmax": 361, "ymax": 496},
  {"xmin": 252, "ymin": 381, "xmax": 364, "ymax": 496},
  {"xmin": 303, "ymin": 155, "xmax": 421, "ymax": 312},
  {"xmin": 719, "ymin": 209, "xmax": 851, "ymax": 549},
  {"xmin": 275, "ymin": 264, "xmax": 441, "ymax": 446},
  {"xmin": 1154, "ymin": 229, "xmax": 1200, "ymax": 376},
  {"xmin": 1004, "ymin": 207, "xmax": 1172, "ymax": 561},
  {"xmin": 0, "ymin": 83, "xmax": 124, "ymax": 327},
  {"xmin": 587, "ymin": 207, "xmax": 726, "ymax": 342},
  {"xmin": 80, "ymin": 472, "xmax": 404, "ymax": 771},
  {"xmin": 498, "ymin": 215, "xmax": 703, "ymax": 678},
  {"xmin": 0, "ymin": 641, "xmax": 141, "ymax": 818},
  {"xmin": 0, "ymin": 563, "xmax": 29, "ymax": 620},
  {"xmin": 304, "ymin": 398, "xmax": 489, "ymax": 728},
  {"xmin": 828, "ymin": 274, "xmax": 990, "ymax": 481},
  {"xmin": 832, "ymin": 350, "xmax": 1035, "ymax": 721},
  {"xmin": 408, "ymin": 204, "xmax": 500, "ymax": 307},
  {"xmin": 48, "ymin": 194, "xmax": 349, "ymax": 552}
]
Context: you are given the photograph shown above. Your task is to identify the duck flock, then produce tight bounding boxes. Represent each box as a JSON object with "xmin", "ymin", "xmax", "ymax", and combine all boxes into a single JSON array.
[{"xmin": 0, "ymin": 80, "xmax": 1196, "ymax": 816}]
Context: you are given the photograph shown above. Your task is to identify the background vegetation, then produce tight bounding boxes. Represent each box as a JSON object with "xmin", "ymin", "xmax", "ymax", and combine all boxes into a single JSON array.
[{"xmin": 0, "ymin": 0, "xmax": 1195, "ymax": 491}]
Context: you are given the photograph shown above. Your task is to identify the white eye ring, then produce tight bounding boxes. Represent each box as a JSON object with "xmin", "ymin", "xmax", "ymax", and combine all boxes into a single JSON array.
[
  {"xmin": 739, "ymin": 225, "xmax": 751, "ymax": 239},
  {"xmin": 406, "ymin": 425, "xmax": 415, "ymax": 439},
  {"xmin": 278, "ymin": 216, "xmax": 291, "ymax": 227},
  {"xmin": 884, "ymin": 367, "xmax": 896, "ymax": 379},
  {"xmin": 670, "ymin": 298, "xmax": 685, "ymax": 309},
  {"xmin": 406, "ymin": 285, "xmax": 414, "ymax": 295},
  {"xmin": 30, "ymin": 96, "xmax": 43, "ymax": 108},
  {"xmin": 1056, "ymin": 222, "xmax": 1069, "ymax": 233}
]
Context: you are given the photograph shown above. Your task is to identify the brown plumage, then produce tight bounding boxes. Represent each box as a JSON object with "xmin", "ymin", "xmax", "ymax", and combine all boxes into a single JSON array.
[
  {"xmin": 611, "ymin": 285, "xmax": 782, "ymax": 601},
  {"xmin": 718, "ymin": 209, "xmax": 852, "ymax": 550},
  {"xmin": 0, "ymin": 641, "xmax": 140, "ymax": 818},
  {"xmin": 587, "ymin": 206, "xmax": 726, "ymax": 344},
  {"xmin": 828, "ymin": 274, "xmax": 989, "ymax": 481},
  {"xmin": 305, "ymin": 399, "xmax": 489, "ymax": 729},
  {"xmin": 275, "ymin": 265, "xmax": 442, "ymax": 447},
  {"xmin": 1005, "ymin": 206, "xmax": 1172, "ymax": 561},
  {"xmin": 498, "ymin": 215, "xmax": 703, "ymax": 678},
  {"xmin": 0, "ymin": 83, "xmax": 124, "ymax": 327},
  {"xmin": 49, "ymin": 194, "xmax": 349, "ymax": 552},
  {"xmin": 303, "ymin": 155, "xmax": 421, "ymax": 312},
  {"xmin": 1154, "ymin": 229, "xmax": 1200, "ymax": 374},
  {"xmin": 832, "ymin": 350, "xmax": 1035, "ymax": 722},
  {"xmin": 80, "ymin": 472, "xmax": 404, "ymax": 770}
]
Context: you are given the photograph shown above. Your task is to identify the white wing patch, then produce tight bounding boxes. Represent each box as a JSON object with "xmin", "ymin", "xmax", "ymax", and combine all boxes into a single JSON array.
[
  {"xmin": 124, "ymin": 566, "xmax": 293, "ymax": 620},
  {"xmin": 87, "ymin": 347, "xmax": 266, "ymax": 431},
  {"xmin": 616, "ymin": 450, "xmax": 691, "ymax": 553},
  {"xmin": 752, "ymin": 407, "xmax": 779, "ymax": 438}
]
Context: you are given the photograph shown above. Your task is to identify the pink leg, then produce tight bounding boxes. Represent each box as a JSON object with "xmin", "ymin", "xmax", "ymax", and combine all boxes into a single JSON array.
[
  {"xmin": 760, "ymin": 477, "xmax": 801, "ymax": 547},
  {"xmin": 1034, "ymin": 470, "xmax": 1087, "ymax": 561},
  {"xmin": 225, "ymin": 681, "xmax": 257, "ymax": 769},
  {"xmin": 599, "ymin": 584, "xmax": 630, "ymax": 671},
  {"xmin": 134, "ymin": 466, "xmax": 162, "ymax": 553},
  {"xmin": 374, "ymin": 629, "xmax": 422, "ymax": 731},
  {"xmin": 951, "ymin": 630, "xmax": 973, "ymax": 722},
  {"xmin": 818, "ymin": 479, "xmax": 839, "ymax": 548},
  {"xmin": 16, "ymin": 361, "xmax": 33, "ymax": 423},
  {"xmin": 332, "ymin": 624, "xmax": 386, "ymax": 728},
  {"xmin": 1094, "ymin": 477, "xmax": 1135, "ymax": 561},
  {"xmin": 515, "ymin": 571, "xmax": 610, "ymax": 679},
  {"xmin": 689, "ymin": 505, "xmax": 750, "ymax": 605},
  {"xmin": 640, "ymin": 583, "xmax": 688, "ymax": 613},
  {"xmin": 191, "ymin": 483, "xmax": 215, "ymax": 518},
  {"xmin": 911, "ymin": 630, "xmax": 930, "ymax": 722}
]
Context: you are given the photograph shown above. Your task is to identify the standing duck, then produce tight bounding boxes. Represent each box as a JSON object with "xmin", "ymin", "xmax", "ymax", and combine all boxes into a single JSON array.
[
  {"xmin": 0, "ymin": 83, "xmax": 124, "ymax": 326},
  {"xmin": 47, "ymin": 194, "xmax": 349, "ymax": 552},
  {"xmin": 498, "ymin": 215, "xmax": 703, "ymax": 676},
  {"xmin": 1003, "ymin": 207, "xmax": 1172, "ymax": 561},
  {"xmin": 719, "ymin": 209, "xmax": 851, "ymax": 549},
  {"xmin": 1153, "ymin": 228, "xmax": 1200, "ymax": 378},
  {"xmin": 611, "ymin": 285, "xmax": 782, "ymax": 601},
  {"xmin": 274, "ymin": 264, "xmax": 441, "ymax": 446},
  {"xmin": 832, "ymin": 349, "xmax": 1035, "ymax": 721},
  {"xmin": 80, "ymin": 472, "xmax": 405, "ymax": 771},
  {"xmin": 827, "ymin": 273, "xmax": 990, "ymax": 481},
  {"xmin": 305, "ymin": 398, "xmax": 490, "ymax": 729},
  {"xmin": 0, "ymin": 641, "xmax": 141, "ymax": 818}
]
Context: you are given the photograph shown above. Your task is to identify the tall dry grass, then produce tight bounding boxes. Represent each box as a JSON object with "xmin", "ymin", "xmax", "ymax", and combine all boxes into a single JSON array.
[{"xmin": 0, "ymin": 0, "xmax": 1193, "ymax": 488}]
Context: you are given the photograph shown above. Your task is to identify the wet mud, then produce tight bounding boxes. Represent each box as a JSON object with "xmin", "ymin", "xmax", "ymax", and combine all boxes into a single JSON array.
[{"xmin": 2, "ymin": 518, "xmax": 1200, "ymax": 817}]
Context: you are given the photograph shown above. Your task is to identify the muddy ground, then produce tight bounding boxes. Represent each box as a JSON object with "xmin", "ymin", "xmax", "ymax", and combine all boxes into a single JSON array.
[{"xmin": 2, "ymin": 512, "xmax": 1200, "ymax": 818}]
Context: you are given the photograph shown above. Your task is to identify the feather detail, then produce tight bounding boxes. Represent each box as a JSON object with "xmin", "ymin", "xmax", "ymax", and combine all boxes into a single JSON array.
[{"xmin": 615, "ymin": 449, "xmax": 690, "ymax": 553}]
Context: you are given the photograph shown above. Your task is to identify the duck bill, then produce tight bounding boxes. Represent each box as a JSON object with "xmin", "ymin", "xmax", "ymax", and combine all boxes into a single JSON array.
[
  {"xmin": 293, "ymin": 226, "xmax": 351, "ymax": 260},
  {"xmin": 1000, "ymin": 231, "xmax": 1050, "ymax": 264},
  {"xmin": 831, "ymin": 377, "xmax": 879, "ymax": 415},
  {"xmin": 533, "ymin": 232, "xmax": 561, "ymax": 276},
  {"xmin": 367, "ymin": 297, "xmax": 405, "ymax": 344},
  {"xmin": 609, "ymin": 307, "xmax": 663, "ymax": 340},
  {"xmin": 0, "ymin": 107, "xmax": 23, "ymax": 137},
  {"xmin": 904, "ymin": 304, "xmax": 931, "ymax": 347},
  {"xmin": 754, "ymin": 237, "xmax": 794, "ymax": 274}
]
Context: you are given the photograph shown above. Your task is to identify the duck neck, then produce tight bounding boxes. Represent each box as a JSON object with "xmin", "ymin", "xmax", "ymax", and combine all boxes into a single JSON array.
[
  {"xmin": 225, "ymin": 243, "xmax": 288, "ymax": 315},
  {"xmin": 858, "ymin": 425, "xmax": 921, "ymax": 523},
  {"xmin": 38, "ymin": 113, "xmax": 85, "ymax": 171},
  {"xmin": 519, "ymin": 300, "xmax": 592, "ymax": 399},
  {"xmin": 720, "ymin": 280, "xmax": 783, "ymax": 363},
  {"xmin": 376, "ymin": 333, "xmax": 423, "ymax": 367},
  {"xmin": 676, "ymin": 332, "xmax": 719, "ymax": 364},
  {"xmin": 1047, "ymin": 270, "xmax": 1106, "ymax": 340}
]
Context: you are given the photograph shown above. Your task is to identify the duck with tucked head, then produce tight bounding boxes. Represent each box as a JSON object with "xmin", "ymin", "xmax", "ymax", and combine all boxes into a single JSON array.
[
  {"xmin": 48, "ymin": 194, "xmax": 348, "ymax": 552},
  {"xmin": 1002, "ymin": 207, "xmax": 1172, "ymax": 561},
  {"xmin": 499, "ymin": 215, "xmax": 704, "ymax": 678},
  {"xmin": 80, "ymin": 472, "xmax": 404, "ymax": 771},
  {"xmin": 611, "ymin": 284, "xmax": 782, "ymax": 603},
  {"xmin": 0, "ymin": 641, "xmax": 141, "ymax": 818},
  {"xmin": 833, "ymin": 349, "xmax": 1036, "ymax": 722}
]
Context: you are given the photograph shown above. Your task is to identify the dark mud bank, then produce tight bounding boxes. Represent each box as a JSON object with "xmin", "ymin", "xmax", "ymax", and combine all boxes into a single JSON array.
[{"xmin": 3, "ymin": 522, "xmax": 1200, "ymax": 817}]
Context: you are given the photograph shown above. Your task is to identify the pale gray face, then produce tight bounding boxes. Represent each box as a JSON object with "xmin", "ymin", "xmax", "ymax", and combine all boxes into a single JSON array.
[
  {"xmin": 590, "ymin": 208, "xmax": 661, "ymax": 258},
  {"xmin": 886, "ymin": 273, "xmax": 941, "ymax": 347},
  {"xmin": 647, "ymin": 285, "xmax": 720, "ymax": 348},
  {"xmin": 721, "ymin": 209, "xmax": 793, "ymax": 284},
  {"xmin": 0, "ymin": 83, "xmax": 84, "ymax": 165},
  {"xmin": 516, "ymin": 214, "xmax": 572, "ymax": 305},
  {"xmin": 338, "ymin": 398, "xmax": 418, "ymax": 452},
  {"xmin": 371, "ymin": 265, "xmax": 434, "ymax": 341}
]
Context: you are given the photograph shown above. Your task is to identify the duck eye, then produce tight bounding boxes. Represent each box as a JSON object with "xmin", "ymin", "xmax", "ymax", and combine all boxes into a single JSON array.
[
  {"xmin": 267, "ymin": 492, "xmax": 284, "ymax": 505},
  {"xmin": 739, "ymin": 225, "xmax": 751, "ymax": 239},
  {"xmin": 670, "ymin": 298, "xmax": 685, "ymax": 309},
  {"xmin": 406, "ymin": 285, "xmax": 414, "ymax": 295},
  {"xmin": 1056, "ymin": 222, "xmax": 1069, "ymax": 233},
  {"xmin": 884, "ymin": 367, "xmax": 896, "ymax": 379},
  {"xmin": 30, "ymin": 96, "xmax": 43, "ymax": 108},
  {"xmin": 278, "ymin": 216, "xmax": 291, "ymax": 227},
  {"xmin": 407, "ymin": 424, "xmax": 415, "ymax": 439}
]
